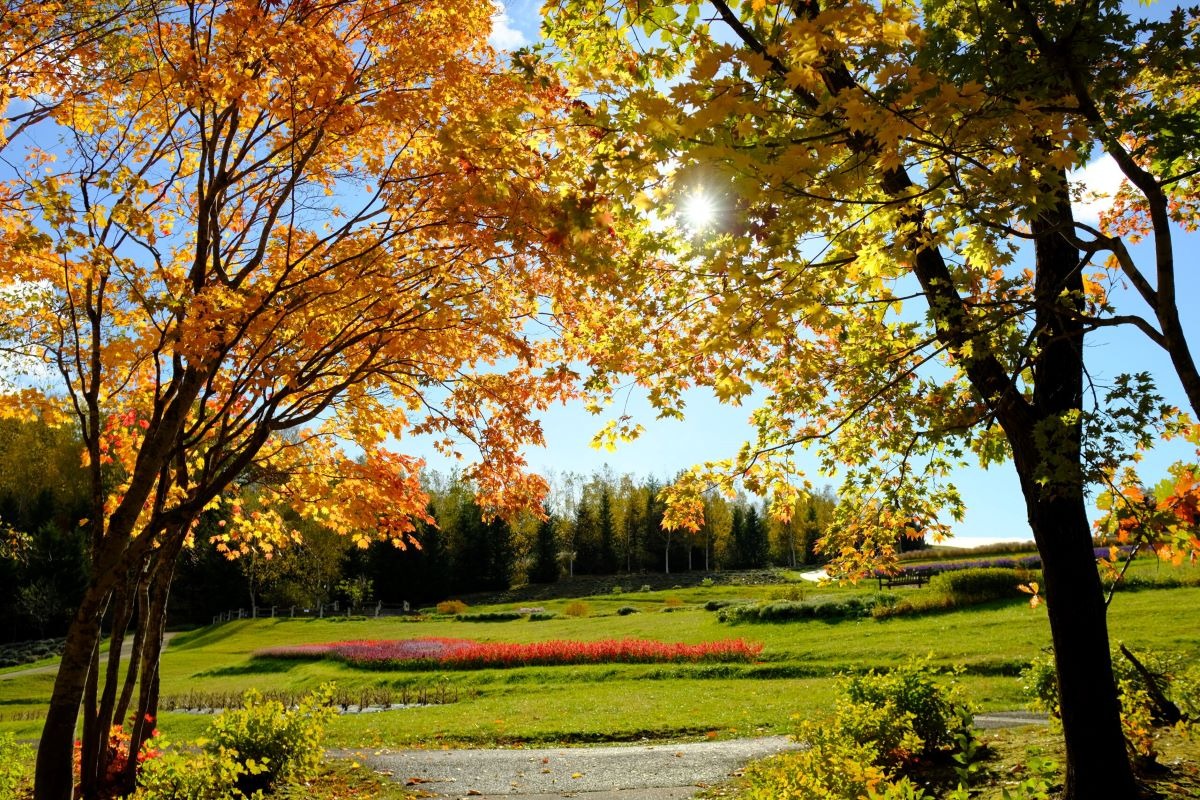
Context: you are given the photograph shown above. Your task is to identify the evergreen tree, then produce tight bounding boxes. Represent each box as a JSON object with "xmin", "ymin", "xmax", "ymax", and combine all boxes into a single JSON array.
[
  {"xmin": 596, "ymin": 486, "xmax": 618, "ymax": 574},
  {"xmin": 529, "ymin": 513, "xmax": 560, "ymax": 584}
]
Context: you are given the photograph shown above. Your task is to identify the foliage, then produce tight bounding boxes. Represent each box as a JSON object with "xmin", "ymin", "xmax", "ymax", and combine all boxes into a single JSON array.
[
  {"xmin": 718, "ymin": 595, "xmax": 894, "ymax": 623},
  {"xmin": 1, "ymin": 731, "xmax": 34, "ymax": 798},
  {"xmin": 616, "ymin": 606, "xmax": 640, "ymax": 615},
  {"xmin": 1024, "ymin": 647, "xmax": 1199, "ymax": 764},
  {"xmin": 132, "ymin": 746, "xmax": 261, "ymax": 800},
  {"xmin": 436, "ymin": 601, "xmax": 469, "ymax": 616},
  {"xmin": 205, "ymin": 685, "xmax": 335, "ymax": 797},
  {"xmin": 739, "ymin": 660, "xmax": 972, "ymax": 799},
  {"xmin": 927, "ymin": 568, "xmax": 1036, "ymax": 605},
  {"xmin": 563, "ymin": 601, "xmax": 591, "ymax": 618},
  {"xmin": 455, "ymin": 611, "xmax": 525, "ymax": 622},
  {"xmin": 840, "ymin": 660, "xmax": 975, "ymax": 760},
  {"xmin": 256, "ymin": 637, "xmax": 764, "ymax": 670}
]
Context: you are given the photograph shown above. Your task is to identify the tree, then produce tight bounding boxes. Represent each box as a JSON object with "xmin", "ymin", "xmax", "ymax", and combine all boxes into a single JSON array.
[
  {"xmin": 545, "ymin": 0, "xmax": 1200, "ymax": 795},
  {"xmin": 0, "ymin": 3, "xmax": 577, "ymax": 798},
  {"xmin": 529, "ymin": 512, "xmax": 561, "ymax": 584}
]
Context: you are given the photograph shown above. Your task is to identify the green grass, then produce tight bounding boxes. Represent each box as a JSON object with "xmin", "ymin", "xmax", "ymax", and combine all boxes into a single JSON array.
[{"xmin": 3, "ymin": 577, "xmax": 1199, "ymax": 749}]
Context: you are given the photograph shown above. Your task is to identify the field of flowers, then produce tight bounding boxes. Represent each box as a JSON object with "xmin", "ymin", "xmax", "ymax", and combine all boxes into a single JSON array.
[{"xmin": 256, "ymin": 637, "xmax": 764, "ymax": 669}]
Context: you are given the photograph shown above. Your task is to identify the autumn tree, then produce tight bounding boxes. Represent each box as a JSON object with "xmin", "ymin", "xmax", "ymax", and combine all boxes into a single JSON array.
[
  {"xmin": 0, "ymin": 2, "xmax": 579, "ymax": 798},
  {"xmin": 545, "ymin": 0, "xmax": 1200, "ymax": 796}
]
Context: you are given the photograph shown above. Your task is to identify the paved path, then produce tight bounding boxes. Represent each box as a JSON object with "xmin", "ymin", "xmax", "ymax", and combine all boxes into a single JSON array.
[{"xmin": 0, "ymin": 632, "xmax": 177, "ymax": 681}]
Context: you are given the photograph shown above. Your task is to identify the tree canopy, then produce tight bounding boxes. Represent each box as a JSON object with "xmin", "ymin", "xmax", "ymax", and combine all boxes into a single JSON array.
[{"xmin": 543, "ymin": 0, "xmax": 1200, "ymax": 796}]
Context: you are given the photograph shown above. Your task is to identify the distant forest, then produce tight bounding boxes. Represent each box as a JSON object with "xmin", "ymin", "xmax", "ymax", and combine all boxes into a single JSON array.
[{"xmin": 0, "ymin": 418, "xmax": 921, "ymax": 640}]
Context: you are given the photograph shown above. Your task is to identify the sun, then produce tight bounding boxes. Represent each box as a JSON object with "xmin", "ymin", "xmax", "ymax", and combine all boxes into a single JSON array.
[{"xmin": 680, "ymin": 190, "xmax": 717, "ymax": 232}]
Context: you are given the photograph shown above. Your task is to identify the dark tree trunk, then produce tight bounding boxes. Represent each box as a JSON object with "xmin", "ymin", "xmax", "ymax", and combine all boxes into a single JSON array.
[
  {"xmin": 34, "ymin": 594, "xmax": 105, "ymax": 800},
  {"xmin": 1006, "ymin": 192, "xmax": 1140, "ymax": 799}
]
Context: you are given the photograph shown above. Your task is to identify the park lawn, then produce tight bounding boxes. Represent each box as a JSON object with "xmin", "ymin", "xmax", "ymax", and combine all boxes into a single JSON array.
[{"xmin": 3, "ymin": 582, "xmax": 1198, "ymax": 748}]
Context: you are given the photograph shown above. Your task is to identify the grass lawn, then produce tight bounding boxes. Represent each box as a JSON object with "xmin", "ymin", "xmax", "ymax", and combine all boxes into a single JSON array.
[{"xmin": 2, "ymin": 577, "xmax": 1198, "ymax": 749}]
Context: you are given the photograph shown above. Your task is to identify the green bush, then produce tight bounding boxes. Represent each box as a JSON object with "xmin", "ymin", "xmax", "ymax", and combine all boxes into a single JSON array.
[
  {"xmin": 456, "ymin": 611, "xmax": 523, "ymax": 622},
  {"xmin": 1025, "ymin": 646, "xmax": 1199, "ymax": 722},
  {"xmin": 740, "ymin": 660, "xmax": 973, "ymax": 799},
  {"xmin": 527, "ymin": 611, "xmax": 558, "ymax": 621},
  {"xmin": 133, "ymin": 746, "xmax": 262, "ymax": 800},
  {"xmin": 205, "ymin": 684, "xmax": 336, "ymax": 796},
  {"xmin": 616, "ymin": 606, "xmax": 640, "ymax": 615},
  {"xmin": 704, "ymin": 599, "xmax": 745, "ymax": 611},
  {"xmin": 0, "ymin": 732, "xmax": 33, "ymax": 799},
  {"xmin": 841, "ymin": 660, "xmax": 974, "ymax": 760},
  {"xmin": 928, "ymin": 568, "xmax": 1035, "ymax": 604},
  {"xmin": 718, "ymin": 595, "xmax": 894, "ymax": 623}
]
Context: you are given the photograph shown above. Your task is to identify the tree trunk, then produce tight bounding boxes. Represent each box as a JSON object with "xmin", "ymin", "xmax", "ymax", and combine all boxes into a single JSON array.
[
  {"xmin": 1007, "ymin": 190, "xmax": 1140, "ymax": 800},
  {"xmin": 34, "ymin": 592, "xmax": 105, "ymax": 800}
]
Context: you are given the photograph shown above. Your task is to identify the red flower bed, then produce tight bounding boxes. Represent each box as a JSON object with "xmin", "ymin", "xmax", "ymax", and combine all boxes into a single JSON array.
[{"xmin": 257, "ymin": 637, "xmax": 763, "ymax": 669}]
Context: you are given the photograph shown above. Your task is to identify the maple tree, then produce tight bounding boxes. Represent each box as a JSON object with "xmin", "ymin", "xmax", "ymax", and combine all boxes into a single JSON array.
[
  {"xmin": 0, "ymin": 2, "xmax": 581, "ymax": 798},
  {"xmin": 544, "ymin": 0, "xmax": 1200, "ymax": 796}
]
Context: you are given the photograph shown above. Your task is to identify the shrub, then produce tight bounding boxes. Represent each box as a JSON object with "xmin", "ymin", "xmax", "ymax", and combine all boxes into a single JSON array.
[
  {"xmin": 133, "ymin": 746, "xmax": 259, "ymax": 800},
  {"xmin": 1024, "ymin": 646, "xmax": 1200, "ymax": 766},
  {"xmin": 205, "ymin": 684, "xmax": 335, "ymax": 796},
  {"xmin": 741, "ymin": 661, "xmax": 972, "ymax": 799},
  {"xmin": 718, "ymin": 596, "xmax": 893, "ymax": 623},
  {"xmin": 456, "ymin": 611, "xmax": 523, "ymax": 622},
  {"xmin": 768, "ymin": 584, "xmax": 808, "ymax": 602},
  {"xmin": 928, "ymin": 567, "xmax": 1035, "ymax": 604},
  {"xmin": 664, "ymin": 596, "xmax": 684, "ymax": 607},
  {"xmin": 639, "ymin": 584, "xmax": 652, "ymax": 592},
  {"xmin": 611, "ymin": 585, "xmax": 625, "ymax": 594},
  {"xmin": 704, "ymin": 599, "xmax": 741, "ymax": 611},
  {"xmin": 840, "ymin": 659, "xmax": 974, "ymax": 760},
  {"xmin": 616, "ymin": 606, "xmax": 640, "ymax": 615},
  {"xmin": 563, "ymin": 600, "xmax": 591, "ymax": 617},
  {"xmin": 700, "ymin": 577, "xmax": 715, "ymax": 587},
  {"xmin": 0, "ymin": 732, "xmax": 33, "ymax": 799},
  {"xmin": 527, "ymin": 611, "xmax": 558, "ymax": 621},
  {"xmin": 436, "ymin": 599, "xmax": 468, "ymax": 615}
]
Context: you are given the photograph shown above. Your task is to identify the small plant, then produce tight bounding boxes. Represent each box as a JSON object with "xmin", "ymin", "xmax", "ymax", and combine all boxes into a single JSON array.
[
  {"xmin": 436, "ymin": 599, "xmax": 468, "ymax": 615},
  {"xmin": 616, "ymin": 606, "xmax": 640, "ymax": 615},
  {"xmin": 700, "ymin": 577, "xmax": 715, "ymax": 587},
  {"xmin": 664, "ymin": 596, "xmax": 684, "ymax": 607},
  {"xmin": 0, "ymin": 732, "xmax": 33, "ymax": 799},
  {"xmin": 205, "ymin": 684, "xmax": 336, "ymax": 796},
  {"xmin": 639, "ymin": 584, "xmax": 652, "ymax": 592},
  {"xmin": 611, "ymin": 585, "xmax": 625, "ymax": 594},
  {"xmin": 563, "ymin": 600, "xmax": 591, "ymax": 617},
  {"xmin": 527, "ymin": 611, "xmax": 558, "ymax": 621},
  {"xmin": 133, "ymin": 745, "xmax": 261, "ymax": 800}
]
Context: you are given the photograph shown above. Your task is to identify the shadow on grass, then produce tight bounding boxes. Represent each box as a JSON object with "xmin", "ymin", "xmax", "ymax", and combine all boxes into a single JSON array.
[{"xmin": 193, "ymin": 658, "xmax": 297, "ymax": 677}]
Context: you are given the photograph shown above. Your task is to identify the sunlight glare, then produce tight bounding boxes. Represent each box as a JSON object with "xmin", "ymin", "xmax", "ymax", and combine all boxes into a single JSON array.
[{"xmin": 681, "ymin": 191, "xmax": 717, "ymax": 232}]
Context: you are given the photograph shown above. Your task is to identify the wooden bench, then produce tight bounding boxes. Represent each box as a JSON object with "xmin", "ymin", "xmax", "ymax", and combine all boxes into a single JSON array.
[{"xmin": 877, "ymin": 572, "xmax": 934, "ymax": 590}]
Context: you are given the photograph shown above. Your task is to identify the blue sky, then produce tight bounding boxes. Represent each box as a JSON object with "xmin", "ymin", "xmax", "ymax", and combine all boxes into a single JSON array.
[{"xmin": 418, "ymin": 2, "xmax": 1200, "ymax": 546}]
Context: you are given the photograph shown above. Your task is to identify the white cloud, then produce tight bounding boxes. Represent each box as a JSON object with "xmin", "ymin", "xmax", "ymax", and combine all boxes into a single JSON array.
[
  {"xmin": 489, "ymin": 1, "xmax": 528, "ymax": 51},
  {"xmin": 1072, "ymin": 153, "xmax": 1126, "ymax": 225}
]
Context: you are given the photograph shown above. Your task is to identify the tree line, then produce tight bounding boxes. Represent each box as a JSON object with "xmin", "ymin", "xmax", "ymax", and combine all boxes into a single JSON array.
[{"xmin": 0, "ymin": 417, "xmax": 858, "ymax": 635}]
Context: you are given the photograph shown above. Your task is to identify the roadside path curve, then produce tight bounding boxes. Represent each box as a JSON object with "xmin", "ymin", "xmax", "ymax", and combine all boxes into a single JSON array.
[
  {"xmin": 344, "ymin": 713, "xmax": 1047, "ymax": 800},
  {"xmin": 0, "ymin": 632, "xmax": 178, "ymax": 681}
]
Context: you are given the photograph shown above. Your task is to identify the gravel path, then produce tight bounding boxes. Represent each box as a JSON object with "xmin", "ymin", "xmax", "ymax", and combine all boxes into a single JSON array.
[
  {"xmin": 343, "ymin": 713, "xmax": 1048, "ymax": 800},
  {"xmin": 344, "ymin": 737, "xmax": 801, "ymax": 800}
]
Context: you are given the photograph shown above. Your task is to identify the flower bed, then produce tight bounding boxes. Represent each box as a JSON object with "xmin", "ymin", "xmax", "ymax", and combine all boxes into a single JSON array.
[{"xmin": 256, "ymin": 637, "xmax": 763, "ymax": 669}]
